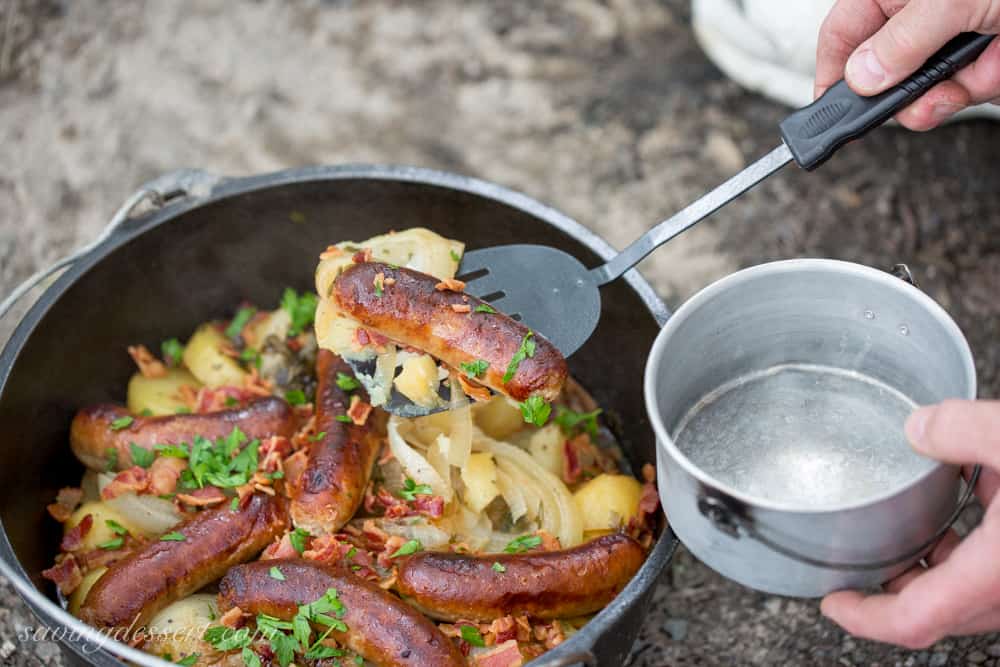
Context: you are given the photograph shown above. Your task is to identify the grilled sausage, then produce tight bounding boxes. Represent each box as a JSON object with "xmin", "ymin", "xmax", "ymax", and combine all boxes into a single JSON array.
[
  {"xmin": 394, "ymin": 533, "xmax": 645, "ymax": 622},
  {"xmin": 332, "ymin": 262, "xmax": 567, "ymax": 402},
  {"xmin": 288, "ymin": 350, "xmax": 381, "ymax": 536},
  {"xmin": 78, "ymin": 493, "xmax": 289, "ymax": 630},
  {"xmin": 218, "ymin": 559, "xmax": 465, "ymax": 667},
  {"xmin": 70, "ymin": 397, "xmax": 298, "ymax": 471}
]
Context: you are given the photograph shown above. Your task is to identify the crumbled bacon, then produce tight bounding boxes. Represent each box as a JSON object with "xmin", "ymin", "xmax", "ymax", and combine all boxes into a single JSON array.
[
  {"xmin": 148, "ymin": 456, "xmax": 187, "ymax": 496},
  {"xmin": 176, "ymin": 486, "xmax": 227, "ymax": 507},
  {"xmin": 47, "ymin": 487, "xmax": 83, "ymax": 523},
  {"xmin": 347, "ymin": 395, "xmax": 372, "ymax": 426},
  {"xmin": 638, "ymin": 481, "xmax": 659, "ymax": 517},
  {"xmin": 60, "ymin": 514, "xmax": 93, "ymax": 552},
  {"xmin": 377, "ymin": 535, "xmax": 408, "ymax": 569},
  {"xmin": 642, "ymin": 462, "xmax": 655, "ymax": 483},
  {"xmin": 258, "ymin": 436, "xmax": 292, "ymax": 473},
  {"xmin": 220, "ymin": 606, "xmax": 246, "ymax": 629},
  {"xmin": 194, "ymin": 386, "xmax": 255, "ymax": 413},
  {"xmin": 451, "ymin": 304, "xmax": 471, "ymax": 313},
  {"xmin": 361, "ymin": 519, "xmax": 390, "ymax": 549},
  {"xmin": 377, "ymin": 441, "xmax": 394, "ymax": 465},
  {"xmin": 412, "ymin": 494, "xmax": 445, "ymax": 518},
  {"xmin": 536, "ymin": 531, "xmax": 561, "ymax": 552},
  {"xmin": 261, "ymin": 534, "xmax": 298, "ymax": 560},
  {"xmin": 533, "ymin": 620, "xmax": 566, "ymax": 650},
  {"xmin": 101, "ymin": 467, "xmax": 149, "ymax": 500},
  {"xmin": 42, "ymin": 555, "xmax": 82, "ymax": 595},
  {"xmin": 320, "ymin": 245, "xmax": 344, "ymax": 260},
  {"xmin": 243, "ymin": 367, "xmax": 273, "ymax": 397},
  {"xmin": 473, "ymin": 640, "xmax": 524, "ymax": 667},
  {"xmin": 456, "ymin": 374, "xmax": 492, "ymax": 402},
  {"xmin": 127, "ymin": 344, "xmax": 167, "ymax": 378},
  {"xmin": 370, "ymin": 486, "xmax": 444, "ymax": 520},
  {"xmin": 562, "ymin": 436, "xmax": 582, "ymax": 485},
  {"xmin": 513, "ymin": 615, "xmax": 532, "ymax": 642},
  {"xmin": 177, "ymin": 384, "xmax": 200, "ymax": 411},
  {"xmin": 435, "ymin": 278, "xmax": 466, "ymax": 292},
  {"xmin": 283, "ymin": 449, "xmax": 308, "ymax": 487},
  {"xmin": 489, "ymin": 616, "xmax": 518, "ymax": 644},
  {"xmin": 352, "ymin": 248, "xmax": 373, "ymax": 263}
]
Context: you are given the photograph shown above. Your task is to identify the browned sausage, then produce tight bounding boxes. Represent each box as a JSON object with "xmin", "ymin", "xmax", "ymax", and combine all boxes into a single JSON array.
[
  {"xmin": 332, "ymin": 262, "xmax": 567, "ymax": 402},
  {"xmin": 78, "ymin": 493, "xmax": 289, "ymax": 630},
  {"xmin": 70, "ymin": 397, "xmax": 298, "ymax": 471},
  {"xmin": 394, "ymin": 533, "xmax": 646, "ymax": 622},
  {"xmin": 218, "ymin": 559, "xmax": 465, "ymax": 667},
  {"xmin": 288, "ymin": 350, "xmax": 381, "ymax": 536}
]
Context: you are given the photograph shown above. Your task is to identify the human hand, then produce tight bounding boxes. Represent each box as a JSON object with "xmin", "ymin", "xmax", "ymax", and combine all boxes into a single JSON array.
[
  {"xmin": 815, "ymin": 0, "xmax": 1000, "ymax": 130},
  {"xmin": 821, "ymin": 399, "xmax": 1000, "ymax": 648}
]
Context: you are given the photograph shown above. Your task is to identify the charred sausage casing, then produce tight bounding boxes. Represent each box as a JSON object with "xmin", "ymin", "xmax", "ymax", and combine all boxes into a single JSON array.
[
  {"xmin": 218, "ymin": 559, "xmax": 465, "ymax": 667},
  {"xmin": 332, "ymin": 262, "xmax": 567, "ymax": 402},
  {"xmin": 70, "ymin": 397, "xmax": 298, "ymax": 471},
  {"xmin": 288, "ymin": 350, "xmax": 381, "ymax": 536},
  {"xmin": 394, "ymin": 533, "xmax": 646, "ymax": 622},
  {"xmin": 78, "ymin": 493, "xmax": 289, "ymax": 630}
]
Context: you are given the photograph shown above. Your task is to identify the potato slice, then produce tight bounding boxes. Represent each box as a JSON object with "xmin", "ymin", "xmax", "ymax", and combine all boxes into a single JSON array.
[
  {"xmin": 182, "ymin": 323, "xmax": 247, "ymax": 388},
  {"xmin": 473, "ymin": 396, "xmax": 525, "ymax": 440},
  {"xmin": 394, "ymin": 354, "xmax": 440, "ymax": 408},
  {"xmin": 127, "ymin": 367, "xmax": 201, "ymax": 416},
  {"xmin": 144, "ymin": 594, "xmax": 220, "ymax": 661},
  {"xmin": 461, "ymin": 452, "xmax": 501, "ymax": 513},
  {"xmin": 65, "ymin": 501, "xmax": 145, "ymax": 551},
  {"xmin": 528, "ymin": 423, "xmax": 565, "ymax": 477},
  {"xmin": 69, "ymin": 566, "xmax": 107, "ymax": 616},
  {"xmin": 573, "ymin": 474, "xmax": 643, "ymax": 532}
]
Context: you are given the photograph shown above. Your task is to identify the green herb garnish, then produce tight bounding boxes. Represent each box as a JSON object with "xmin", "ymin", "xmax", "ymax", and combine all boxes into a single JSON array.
[
  {"xmin": 239, "ymin": 347, "xmax": 262, "ymax": 370},
  {"xmin": 139, "ymin": 408, "xmax": 153, "ymax": 417},
  {"xmin": 289, "ymin": 527, "xmax": 311, "ymax": 554},
  {"xmin": 105, "ymin": 447, "xmax": 118, "ymax": 472},
  {"xmin": 105, "ymin": 519, "xmax": 128, "ymax": 536},
  {"xmin": 178, "ymin": 427, "xmax": 260, "ymax": 490},
  {"xmin": 492, "ymin": 562, "xmax": 506, "ymax": 573},
  {"xmin": 226, "ymin": 307, "xmax": 257, "ymax": 339},
  {"xmin": 309, "ymin": 431, "xmax": 327, "ymax": 442},
  {"xmin": 161, "ymin": 338, "xmax": 185, "ymax": 366},
  {"xmin": 97, "ymin": 537, "xmax": 124, "ymax": 550},
  {"xmin": 473, "ymin": 304, "xmax": 496, "ymax": 314},
  {"xmin": 284, "ymin": 389, "xmax": 307, "ymax": 406},
  {"xmin": 397, "ymin": 478, "xmax": 433, "ymax": 501},
  {"xmin": 175, "ymin": 655, "xmax": 199, "ymax": 667},
  {"xmin": 460, "ymin": 625, "xmax": 486, "ymax": 647},
  {"xmin": 231, "ymin": 496, "xmax": 240, "ymax": 511},
  {"xmin": 504, "ymin": 534, "xmax": 542, "ymax": 554},
  {"xmin": 336, "ymin": 372, "xmax": 360, "ymax": 391},
  {"xmin": 160, "ymin": 531, "xmax": 186, "ymax": 542},
  {"xmin": 519, "ymin": 396, "xmax": 551, "ymax": 427},
  {"xmin": 269, "ymin": 566, "xmax": 285, "ymax": 581},
  {"xmin": 554, "ymin": 407, "xmax": 603, "ymax": 438},
  {"xmin": 502, "ymin": 331, "xmax": 535, "ymax": 384},
  {"xmin": 459, "ymin": 359, "xmax": 489, "ymax": 378},
  {"xmin": 281, "ymin": 288, "xmax": 319, "ymax": 337},
  {"xmin": 155, "ymin": 443, "xmax": 190, "ymax": 458},
  {"xmin": 129, "ymin": 443, "xmax": 155, "ymax": 469},
  {"xmin": 335, "ymin": 415, "xmax": 353, "ymax": 423},
  {"xmin": 450, "ymin": 249, "xmax": 461, "ymax": 262},
  {"xmin": 389, "ymin": 539, "xmax": 422, "ymax": 559},
  {"xmin": 203, "ymin": 626, "xmax": 252, "ymax": 651},
  {"xmin": 109, "ymin": 416, "xmax": 134, "ymax": 431}
]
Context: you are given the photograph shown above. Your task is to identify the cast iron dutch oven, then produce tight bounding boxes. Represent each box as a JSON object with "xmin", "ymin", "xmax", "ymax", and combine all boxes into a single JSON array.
[{"xmin": 0, "ymin": 166, "xmax": 677, "ymax": 667}]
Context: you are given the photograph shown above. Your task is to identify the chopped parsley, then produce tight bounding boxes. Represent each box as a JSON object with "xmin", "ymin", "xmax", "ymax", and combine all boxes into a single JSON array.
[
  {"xmin": 242, "ymin": 648, "xmax": 261, "ymax": 667},
  {"xmin": 105, "ymin": 447, "xmax": 118, "ymax": 472},
  {"xmin": 504, "ymin": 534, "xmax": 542, "ymax": 554},
  {"xmin": 155, "ymin": 443, "xmax": 190, "ymax": 458},
  {"xmin": 231, "ymin": 496, "xmax": 240, "ymax": 511},
  {"xmin": 309, "ymin": 431, "xmax": 327, "ymax": 442},
  {"xmin": 105, "ymin": 519, "xmax": 128, "ymax": 536},
  {"xmin": 129, "ymin": 443, "xmax": 155, "ymax": 469},
  {"xmin": 459, "ymin": 359, "xmax": 489, "ymax": 378},
  {"xmin": 269, "ymin": 566, "xmax": 285, "ymax": 581},
  {"xmin": 225, "ymin": 307, "xmax": 257, "ymax": 339},
  {"xmin": 473, "ymin": 304, "xmax": 496, "ymax": 314},
  {"xmin": 284, "ymin": 389, "xmax": 307, "ymax": 406},
  {"xmin": 373, "ymin": 275, "xmax": 384, "ymax": 298},
  {"xmin": 239, "ymin": 347, "xmax": 262, "ymax": 369},
  {"xmin": 178, "ymin": 427, "xmax": 261, "ymax": 491},
  {"xmin": 97, "ymin": 537, "xmax": 124, "ymax": 550},
  {"xmin": 174, "ymin": 655, "xmax": 199, "ymax": 667},
  {"xmin": 492, "ymin": 562, "xmax": 506, "ymax": 573},
  {"xmin": 281, "ymin": 288, "xmax": 319, "ymax": 337},
  {"xmin": 460, "ymin": 625, "xmax": 486, "ymax": 647},
  {"xmin": 519, "ymin": 396, "xmax": 551, "ymax": 427},
  {"xmin": 502, "ymin": 331, "xmax": 535, "ymax": 384},
  {"xmin": 161, "ymin": 338, "xmax": 185, "ymax": 366},
  {"xmin": 175, "ymin": 406, "xmax": 193, "ymax": 414},
  {"xmin": 335, "ymin": 415, "xmax": 353, "ymax": 423},
  {"xmin": 203, "ymin": 626, "xmax": 253, "ymax": 651},
  {"xmin": 450, "ymin": 249, "xmax": 461, "ymax": 262},
  {"xmin": 289, "ymin": 527, "xmax": 311, "ymax": 555},
  {"xmin": 336, "ymin": 372, "xmax": 360, "ymax": 391},
  {"xmin": 139, "ymin": 408, "xmax": 153, "ymax": 417},
  {"xmin": 389, "ymin": 539, "xmax": 422, "ymax": 559},
  {"xmin": 160, "ymin": 531, "xmax": 186, "ymax": 542},
  {"xmin": 397, "ymin": 478, "xmax": 433, "ymax": 501},
  {"xmin": 109, "ymin": 416, "xmax": 134, "ymax": 431},
  {"xmin": 555, "ymin": 407, "xmax": 602, "ymax": 438}
]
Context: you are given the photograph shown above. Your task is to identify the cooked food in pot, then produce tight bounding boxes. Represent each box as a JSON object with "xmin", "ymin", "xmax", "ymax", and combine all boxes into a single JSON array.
[{"xmin": 42, "ymin": 229, "xmax": 659, "ymax": 667}]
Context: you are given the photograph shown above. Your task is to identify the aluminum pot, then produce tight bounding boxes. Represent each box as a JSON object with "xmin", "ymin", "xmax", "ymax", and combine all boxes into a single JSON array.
[
  {"xmin": 645, "ymin": 259, "xmax": 976, "ymax": 597},
  {"xmin": 0, "ymin": 166, "xmax": 676, "ymax": 667}
]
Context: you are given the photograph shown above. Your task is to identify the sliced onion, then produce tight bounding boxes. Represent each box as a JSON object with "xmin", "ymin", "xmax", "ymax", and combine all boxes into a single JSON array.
[
  {"xmin": 495, "ymin": 467, "xmax": 528, "ymax": 523},
  {"xmin": 367, "ymin": 518, "xmax": 452, "ymax": 547},
  {"xmin": 387, "ymin": 417, "xmax": 452, "ymax": 501},
  {"xmin": 427, "ymin": 435, "xmax": 455, "ymax": 499},
  {"xmin": 367, "ymin": 347, "xmax": 398, "ymax": 407},
  {"xmin": 97, "ymin": 474, "xmax": 183, "ymax": 536},
  {"xmin": 447, "ymin": 375, "xmax": 472, "ymax": 469}
]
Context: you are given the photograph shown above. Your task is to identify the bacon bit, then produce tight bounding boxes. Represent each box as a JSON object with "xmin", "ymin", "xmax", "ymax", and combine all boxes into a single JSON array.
[
  {"xmin": 456, "ymin": 374, "xmax": 492, "ymax": 402},
  {"xmin": 261, "ymin": 534, "xmax": 298, "ymax": 560},
  {"xmin": 319, "ymin": 245, "xmax": 344, "ymax": 260},
  {"xmin": 642, "ymin": 462, "xmax": 656, "ymax": 483},
  {"xmin": 377, "ymin": 535, "xmax": 408, "ymax": 569},
  {"xmin": 412, "ymin": 494, "xmax": 445, "ymax": 518},
  {"xmin": 363, "ymin": 483, "xmax": 378, "ymax": 514},
  {"xmin": 513, "ymin": 616, "xmax": 532, "ymax": 642},
  {"xmin": 303, "ymin": 535, "xmax": 351, "ymax": 563},
  {"xmin": 536, "ymin": 530, "xmax": 561, "ymax": 552},
  {"xmin": 258, "ymin": 436, "xmax": 292, "ymax": 474},
  {"xmin": 355, "ymin": 328, "xmax": 371, "ymax": 347},
  {"xmin": 362, "ymin": 519, "xmax": 390, "ymax": 550},
  {"xmin": 638, "ymin": 481, "xmax": 659, "ymax": 517},
  {"xmin": 193, "ymin": 386, "xmax": 254, "ymax": 413},
  {"xmin": 534, "ymin": 620, "xmax": 566, "ymax": 650},
  {"xmin": 253, "ymin": 482, "xmax": 276, "ymax": 496},
  {"xmin": 378, "ymin": 571, "xmax": 397, "ymax": 590},
  {"xmin": 376, "ymin": 441, "xmax": 394, "ymax": 465},
  {"xmin": 47, "ymin": 487, "xmax": 84, "ymax": 523},
  {"xmin": 291, "ymin": 414, "xmax": 319, "ymax": 449},
  {"xmin": 127, "ymin": 344, "xmax": 167, "ymax": 378},
  {"xmin": 283, "ymin": 449, "xmax": 308, "ymax": 488},
  {"xmin": 243, "ymin": 367, "xmax": 273, "ymax": 397},
  {"xmin": 42, "ymin": 555, "xmax": 82, "ymax": 595},
  {"xmin": 147, "ymin": 456, "xmax": 187, "ymax": 496},
  {"xmin": 450, "ymin": 304, "xmax": 471, "ymax": 313},
  {"xmin": 286, "ymin": 335, "xmax": 305, "ymax": 352},
  {"xmin": 177, "ymin": 384, "xmax": 200, "ymax": 411},
  {"xmin": 177, "ymin": 486, "xmax": 227, "ymax": 507},
  {"xmin": 435, "ymin": 278, "xmax": 466, "ymax": 292},
  {"xmin": 347, "ymin": 395, "xmax": 372, "ymax": 426},
  {"xmin": 220, "ymin": 606, "xmax": 246, "ymax": 629},
  {"xmin": 101, "ymin": 467, "xmax": 150, "ymax": 500},
  {"xmin": 562, "ymin": 436, "xmax": 583, "ymax": 485},
  {"xmin": 235, "ymin": 483, "xmax": 256, "ymax": 503},
  {"xmin": 218, "ymin": 341, "xmax": 240, "ymax": 359},
  {"xmin": 352, "ymin": 248, "xmax": 373, "ymax": 263},
  {"xmin": 60, "ymin": 514, "xmax": 93, "ymax": 552},
  {"xmin": 489, "ymin": 616, "xmax": 518, "ymax": 644},
  {"xmin": 473, "ymin": 640, "xmax": 524, "ymax": 667}
]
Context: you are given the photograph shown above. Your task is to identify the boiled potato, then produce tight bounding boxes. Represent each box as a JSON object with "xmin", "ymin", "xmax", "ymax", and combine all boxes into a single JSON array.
[
  {"xmin": 473, "ymin": 396, "xmax": 525, "ymax": 440},
  {"xmin": 243, "ymin": 308, "xmax": 291, "ymax": 348},
  {"xmin": 394, "ymin": 354, "xmax": 440, "ymax": 408},
  {"xmin": 528, "ymin": 424, "xmax": 565, "ymax": 476},
  {"xmin": 573, "ymin": 474, "xmax": 643, "ymax": 532},
  {"xmin": 65, "ymin": 501, "xmax": 144, "ymax": 551},
  {"xmin": 127, "ymin": 367, "xmax": 201, "ymax": 416},
  {"xmin": 144, "ymin": 594, "xmax": 220, "ymax": 661},
  {"xmin": 461, "ymin": 452, "xmax": 500, "ymax": 513},
  {"xmin": 182, "ymin": 323, "xmax": 247, "ymax": 388},
  {"xmin": 69, "ymin": 566, "xmax": 107, "ymax": 616}
]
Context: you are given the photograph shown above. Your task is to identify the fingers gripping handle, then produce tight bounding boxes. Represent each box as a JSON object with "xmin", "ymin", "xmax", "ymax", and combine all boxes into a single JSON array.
[{"xmin": 780, "ymin": 32, "xmax": 996, "ymax": 171}]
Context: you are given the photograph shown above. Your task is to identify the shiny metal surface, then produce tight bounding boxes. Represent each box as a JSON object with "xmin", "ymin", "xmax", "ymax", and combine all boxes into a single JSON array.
[{"xmin": 645, "ymin": 259, "xmax": 976, "ymax": 597}]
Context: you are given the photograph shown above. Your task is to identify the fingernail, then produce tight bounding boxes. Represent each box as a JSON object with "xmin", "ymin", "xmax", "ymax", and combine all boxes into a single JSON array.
[
  {"xmin": 846, "ymin": 47, "xmax": 886, "ymax": 92},
  {"xmin": 905, "ymin": 406, "xmax": 933, "ymax": 446},
  {"xmin": 931, "ymin": 102, "xmax": 963, "ymax": 123}
]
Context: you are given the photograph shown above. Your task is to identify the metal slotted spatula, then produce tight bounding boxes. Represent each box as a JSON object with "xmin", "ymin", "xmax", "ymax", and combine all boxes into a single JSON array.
[{"xmin": 457, "ymin": 32, "xmax": 995, "ymax": 358}]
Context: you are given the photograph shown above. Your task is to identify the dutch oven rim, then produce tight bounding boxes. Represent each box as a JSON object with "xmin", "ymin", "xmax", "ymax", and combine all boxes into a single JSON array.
[{"xmin": 0, "ymin": 163, "xmax": 678, "ymax": 667}]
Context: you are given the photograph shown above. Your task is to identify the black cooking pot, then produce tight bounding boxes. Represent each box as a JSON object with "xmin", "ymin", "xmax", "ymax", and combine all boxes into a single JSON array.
[{"xmin": 0, "ymin": 166, "xmax": 677, "ymax": 666}]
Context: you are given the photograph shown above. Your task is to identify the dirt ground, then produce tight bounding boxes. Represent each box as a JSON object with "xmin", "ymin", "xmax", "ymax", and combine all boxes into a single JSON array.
[{"xmin": 1, "ymin": 1, "xmax": 998, "ymax": 665}]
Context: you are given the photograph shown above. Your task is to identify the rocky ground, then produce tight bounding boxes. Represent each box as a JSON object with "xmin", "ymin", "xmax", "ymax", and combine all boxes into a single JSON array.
[{"xmin": 1, "ymin": 1, "xmax": 998, "ymax": 665}]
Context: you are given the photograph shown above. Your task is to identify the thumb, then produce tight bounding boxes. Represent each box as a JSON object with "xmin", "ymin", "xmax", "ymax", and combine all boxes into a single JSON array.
[
  {"xmin": 905, "ymin": 400, "xmax": 1000, "ymax": 471},
  {"xmin": 844, "ymin": 0, "xmax": 981, "ymax": 95}
]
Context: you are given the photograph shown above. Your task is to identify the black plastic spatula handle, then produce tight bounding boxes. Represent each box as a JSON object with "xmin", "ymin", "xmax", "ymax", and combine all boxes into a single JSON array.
[{"xmin": 780, "ymin": 32, "xmax": 996, "ymax": 171}]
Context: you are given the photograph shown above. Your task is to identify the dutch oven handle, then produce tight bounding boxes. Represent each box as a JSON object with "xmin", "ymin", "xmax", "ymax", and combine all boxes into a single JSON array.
[
  {"xmin": 0, "ymin": 169, "xmax": 223, "ymax": 323},
  {"xmin": 697, "ymin": 262, "xmax": 982, "ymax": 572}
]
